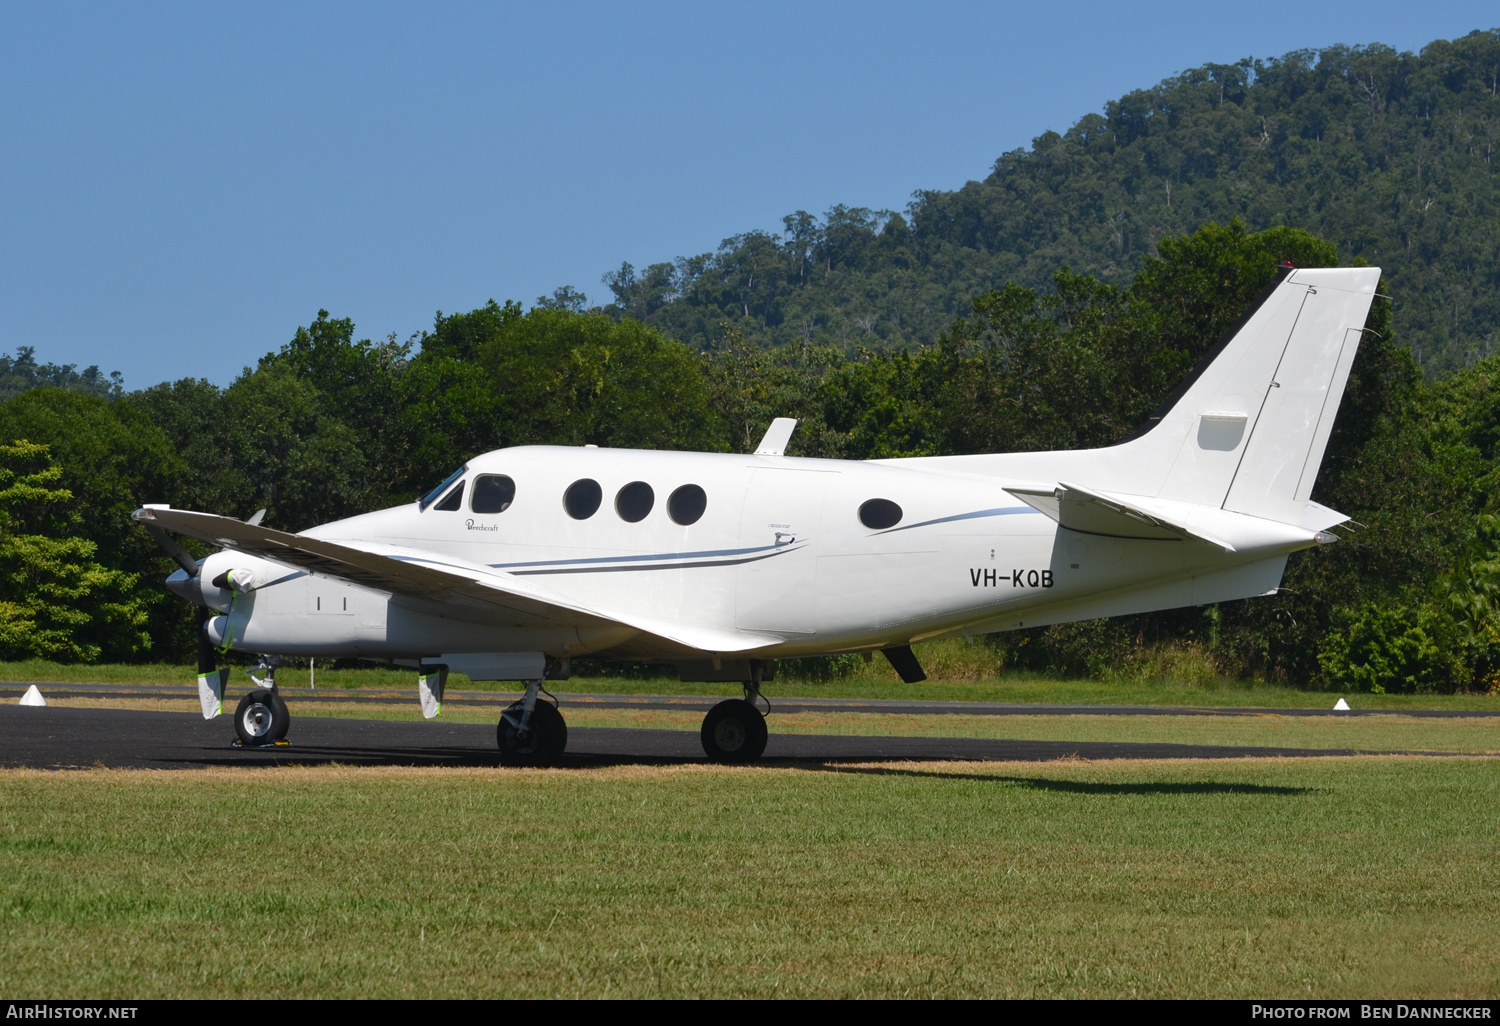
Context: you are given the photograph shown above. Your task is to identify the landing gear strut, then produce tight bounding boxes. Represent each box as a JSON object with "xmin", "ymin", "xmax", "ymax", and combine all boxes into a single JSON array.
[
  {"xmin": 234, "ymin": 658, "xmax": 289, "ymax": 746},
  {"xmin": 701, "ymin": 663, "xmax": 769, "ymax": 763},
  {"xmin": 497, "ymin": 680, "xmax": 567, "ymax": 765}
]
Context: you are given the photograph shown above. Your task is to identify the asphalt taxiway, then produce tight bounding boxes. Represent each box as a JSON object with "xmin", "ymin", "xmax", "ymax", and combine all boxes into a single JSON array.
[
  {"xmin": 0, "ymin": 703, "xmax": 1472, "ymax": 770},
  {"xmin": 4, "ymin": 681, "xmax": 1495, "ymax": 718}
]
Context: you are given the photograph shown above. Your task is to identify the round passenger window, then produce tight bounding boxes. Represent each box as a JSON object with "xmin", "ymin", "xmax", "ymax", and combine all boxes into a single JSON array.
[
  {"xmin": 563, "ymin": 479, "xmax": 602, "ymax": 520},
  {"xmin": 470, "ymin": 474, "xmax": 516, "ymax": 514},
  {"xmin": 615, "ymin": 481, "xmax": 655, "ymax": 523},
  {"xmin": 667, "ymin": 484, "xmax": 707, "ymax": 526},
  {"xmin": 858, "ymin": 498, "xmax": 903, "ymax": 529}
]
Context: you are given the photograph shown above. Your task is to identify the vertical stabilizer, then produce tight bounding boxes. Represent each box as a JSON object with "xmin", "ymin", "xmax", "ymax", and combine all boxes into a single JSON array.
[{"xmin": 1138, "ymin": 267, "xmax": 1379, "ymax": 525}]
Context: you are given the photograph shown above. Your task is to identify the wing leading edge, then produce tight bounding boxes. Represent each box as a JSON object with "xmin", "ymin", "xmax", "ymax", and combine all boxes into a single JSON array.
[{"xmin": 132, "ymin": 506, "xmax": 778, "ymax": 654}]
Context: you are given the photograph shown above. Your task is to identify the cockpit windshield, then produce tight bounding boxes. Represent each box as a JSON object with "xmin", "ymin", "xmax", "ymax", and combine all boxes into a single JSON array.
[{"xmin": 419, "ymin": 464, "xmax": 468, "ymax": 511}]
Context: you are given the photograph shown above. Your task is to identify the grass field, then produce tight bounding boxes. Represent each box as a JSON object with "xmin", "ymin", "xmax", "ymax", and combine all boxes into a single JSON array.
[{"xmin": 1, "ymin": 757, "xmax": 1497, "ymax": 998}]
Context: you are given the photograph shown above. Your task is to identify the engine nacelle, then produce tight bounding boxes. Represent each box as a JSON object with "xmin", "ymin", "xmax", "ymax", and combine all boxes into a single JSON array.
[
  {"xmin": 198, "ymin": 550, "xmax": 295, "ymax": 613},
  {"xmin": 200, "ymin": 555, "xmax": 636, "ymax": 661}
]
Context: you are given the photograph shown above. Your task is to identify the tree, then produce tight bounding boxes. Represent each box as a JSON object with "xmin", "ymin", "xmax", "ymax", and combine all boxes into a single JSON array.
[
  {"xmin": 0, "ymin": 346, "xmax": 124, "ymax": 401},
  {"xmin": 534, "ymin": 286, "xmax": 589, "ymax": 313},
  {"xmin": 0, "ymin": 388, "xmax": 187, "ymax": 583},
  {"xmin": 474, "ymin": 307, "xmax": 722, "ymax": 452},
  {"xmin": 0, "ymin": 440, "xmax": 149, "ymax": 661}
]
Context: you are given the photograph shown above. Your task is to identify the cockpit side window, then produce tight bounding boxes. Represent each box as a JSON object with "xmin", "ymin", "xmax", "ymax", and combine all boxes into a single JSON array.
[
  {"xmin": 471, "ymin": 475, "xmax": 516, "ymax": 514},
  {"xmin": 420, "ymin": 465, "xmax": 468, "ymax": 510},
  {"xmin": 434, "ymin": 481, "xmax": 465, "ymax": 512}
]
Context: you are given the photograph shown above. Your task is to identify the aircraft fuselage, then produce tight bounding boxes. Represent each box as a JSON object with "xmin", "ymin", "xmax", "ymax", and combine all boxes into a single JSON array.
[{"xmin": 198, "ymin": 444, "xmax": 1296, "ymax": 666}]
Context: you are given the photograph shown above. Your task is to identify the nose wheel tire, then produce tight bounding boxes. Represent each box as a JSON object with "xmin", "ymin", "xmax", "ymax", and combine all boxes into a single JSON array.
[
  {"xmin": 234, "ymin": 689, "xmax": 289, "ymax": 744},
  {"xmin": 497, "ymin": 700, "xmax": 567, "ymax": 766},
  {"xmin": 701, "ymin": 699, "xmax": 768, "ymax": 763}
]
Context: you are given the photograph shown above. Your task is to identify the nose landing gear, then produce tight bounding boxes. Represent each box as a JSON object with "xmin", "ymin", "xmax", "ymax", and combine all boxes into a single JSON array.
[
  {"xmin": 234, "ymin": 689, "xmax": 289, "ymax": 745},
  {"xmin": 232, "ymin": 658, "xmax": 290, "ymax": 747}
]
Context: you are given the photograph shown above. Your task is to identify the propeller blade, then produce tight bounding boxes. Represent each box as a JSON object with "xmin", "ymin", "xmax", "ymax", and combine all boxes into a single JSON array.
[
  {"xmin": 246, "ymin": 508, "xmax": 267, "ymax": 526},
  {"xmin": 195, "ymin": 616, "xmax": 226, "ymax": 719},
  {"xmin": 197, "ymin": 618, "xmax": 219, "ymax": 675},
  {"xmin": 144, "ymin": 524, "xmax": 201, "ymax": 577}
]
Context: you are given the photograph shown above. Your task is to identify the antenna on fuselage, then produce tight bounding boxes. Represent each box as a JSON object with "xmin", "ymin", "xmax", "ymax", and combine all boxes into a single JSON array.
[{"xmin": 754, "ymin": 418, "xmax": 798, "ymax": 456}]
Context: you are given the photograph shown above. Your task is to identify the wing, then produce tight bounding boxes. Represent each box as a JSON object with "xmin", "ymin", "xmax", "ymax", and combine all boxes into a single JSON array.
[{"xmin": 132, "ymin": 506, "xmax": 777, "ymax": 654}]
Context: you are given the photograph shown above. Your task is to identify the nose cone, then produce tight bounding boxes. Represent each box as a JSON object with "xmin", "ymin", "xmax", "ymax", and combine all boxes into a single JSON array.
[{"xmin": 166, "ymin": 568, "xmax": 204, "ymax": 606}]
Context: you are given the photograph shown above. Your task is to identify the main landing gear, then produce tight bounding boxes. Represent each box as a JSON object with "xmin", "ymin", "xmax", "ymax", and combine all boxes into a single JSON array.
[
  {"xmin": 497, "ymin": 680, "xmax": 567, "ymax": 766},
  {"xmin": 233, "ymin": 658, "xmax": 289, "ymax": 746},
  {"xmin": 487, "ymin": 667, "xmax": 773, "ymax": 766},
  {"xmin": 700, "ymin": 666, "xmax": 769, "ymax": 763}
]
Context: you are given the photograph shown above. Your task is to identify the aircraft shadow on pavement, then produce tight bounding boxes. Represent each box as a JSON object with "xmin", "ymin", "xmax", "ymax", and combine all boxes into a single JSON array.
[
  {"xmin": 152, "ymin": 744, "xmax": 1326, "ymax": 784},
  {"xmin": 157, "ymin": 748, "xmax": 1027, "ymax": 770}
]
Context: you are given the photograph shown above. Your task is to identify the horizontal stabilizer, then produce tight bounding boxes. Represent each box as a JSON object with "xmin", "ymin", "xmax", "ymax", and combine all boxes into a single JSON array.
[
  {"xmin": 1299, "ymin": 501, "xmax": 1350, "ymax": 533},
  {"xmin": 1007, "ymin": 482, "xmax": 1234, "ymax": 550},
  {"xmin": 1005, "ymin": 482, "xmax": 1332, "ymax": 558}
]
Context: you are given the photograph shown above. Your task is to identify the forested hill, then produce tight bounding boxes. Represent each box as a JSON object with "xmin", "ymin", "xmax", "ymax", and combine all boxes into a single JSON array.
[{"xmin": 594, "ymin": 29, "xmax": 1500, "ymax": 376}]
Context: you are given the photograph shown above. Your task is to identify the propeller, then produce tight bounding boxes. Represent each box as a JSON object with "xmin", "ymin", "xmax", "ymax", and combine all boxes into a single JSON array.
[
  {"xmin": 144, "ymin": 524, "xmax": 199, "ymax": 577},
  {"xmin": 142, "ymin": 528, "xmax": 218, "ymax": 674},
  {"xmin": 142, "ymin": 507, "xmax": 264, "ymax": 607},
  {"xmin": 137, "ymin": 507, "xmax": 239, "ymax": 714},
  {"xmin": 143, "ymin": 523, "xmax": 209, "ymax": 608}
]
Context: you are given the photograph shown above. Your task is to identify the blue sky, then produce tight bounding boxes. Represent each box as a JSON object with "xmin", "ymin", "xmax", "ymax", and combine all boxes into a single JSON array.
[{"xmin": 1, "ymin": 1, "xmax": 1494, "ymax": 388}]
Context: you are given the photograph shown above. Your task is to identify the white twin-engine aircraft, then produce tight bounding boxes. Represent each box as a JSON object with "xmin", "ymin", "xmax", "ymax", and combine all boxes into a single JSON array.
[{"xmin": 135, "ymin": 266, "xmax": 1378, "ymax": 763}]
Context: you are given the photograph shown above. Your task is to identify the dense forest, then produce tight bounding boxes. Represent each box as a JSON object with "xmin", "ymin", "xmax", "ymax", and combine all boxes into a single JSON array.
[
  {"xmin": 2, "ymin": 219, "xmax": 1498, "ymax": 693},
  {"xmin": 592, "ymin": 30, "xmax": 1500, "ymax": 378},
  {"xmin": 3, "ymin": 30, "xmax": 1500, "ymax": 693},
  {"xmin": 0, "ymin": 348, "xmax": 124, "ymax": 402}
]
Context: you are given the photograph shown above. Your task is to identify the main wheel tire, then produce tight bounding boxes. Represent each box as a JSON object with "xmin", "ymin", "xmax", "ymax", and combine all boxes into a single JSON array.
[
  {"xmin": 497, "ymin": 700, "xmax": 567, "ymax": 766},
  {"xmin": 701, "ymin": 699, "xmax": 768, "ymax": 763},
  {"xmin": 235, "ymin": 689, "xmax": 289, "ymax": 745}
]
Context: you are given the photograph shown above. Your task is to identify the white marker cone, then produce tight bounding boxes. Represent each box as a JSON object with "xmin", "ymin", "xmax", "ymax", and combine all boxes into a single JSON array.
[
  {"xmin": 1333, "ymin": 698, "xmax": 1351, "ymax": 711},
  {"xmin": 18, "ymin": 685, "xmax": 46, "ymax": 707}
]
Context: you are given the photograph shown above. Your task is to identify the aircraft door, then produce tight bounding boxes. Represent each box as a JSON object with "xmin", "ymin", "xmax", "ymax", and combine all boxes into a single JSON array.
[{"xmin": 735, "ymin": 469, "xmax": 833, "ymax": 634}]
